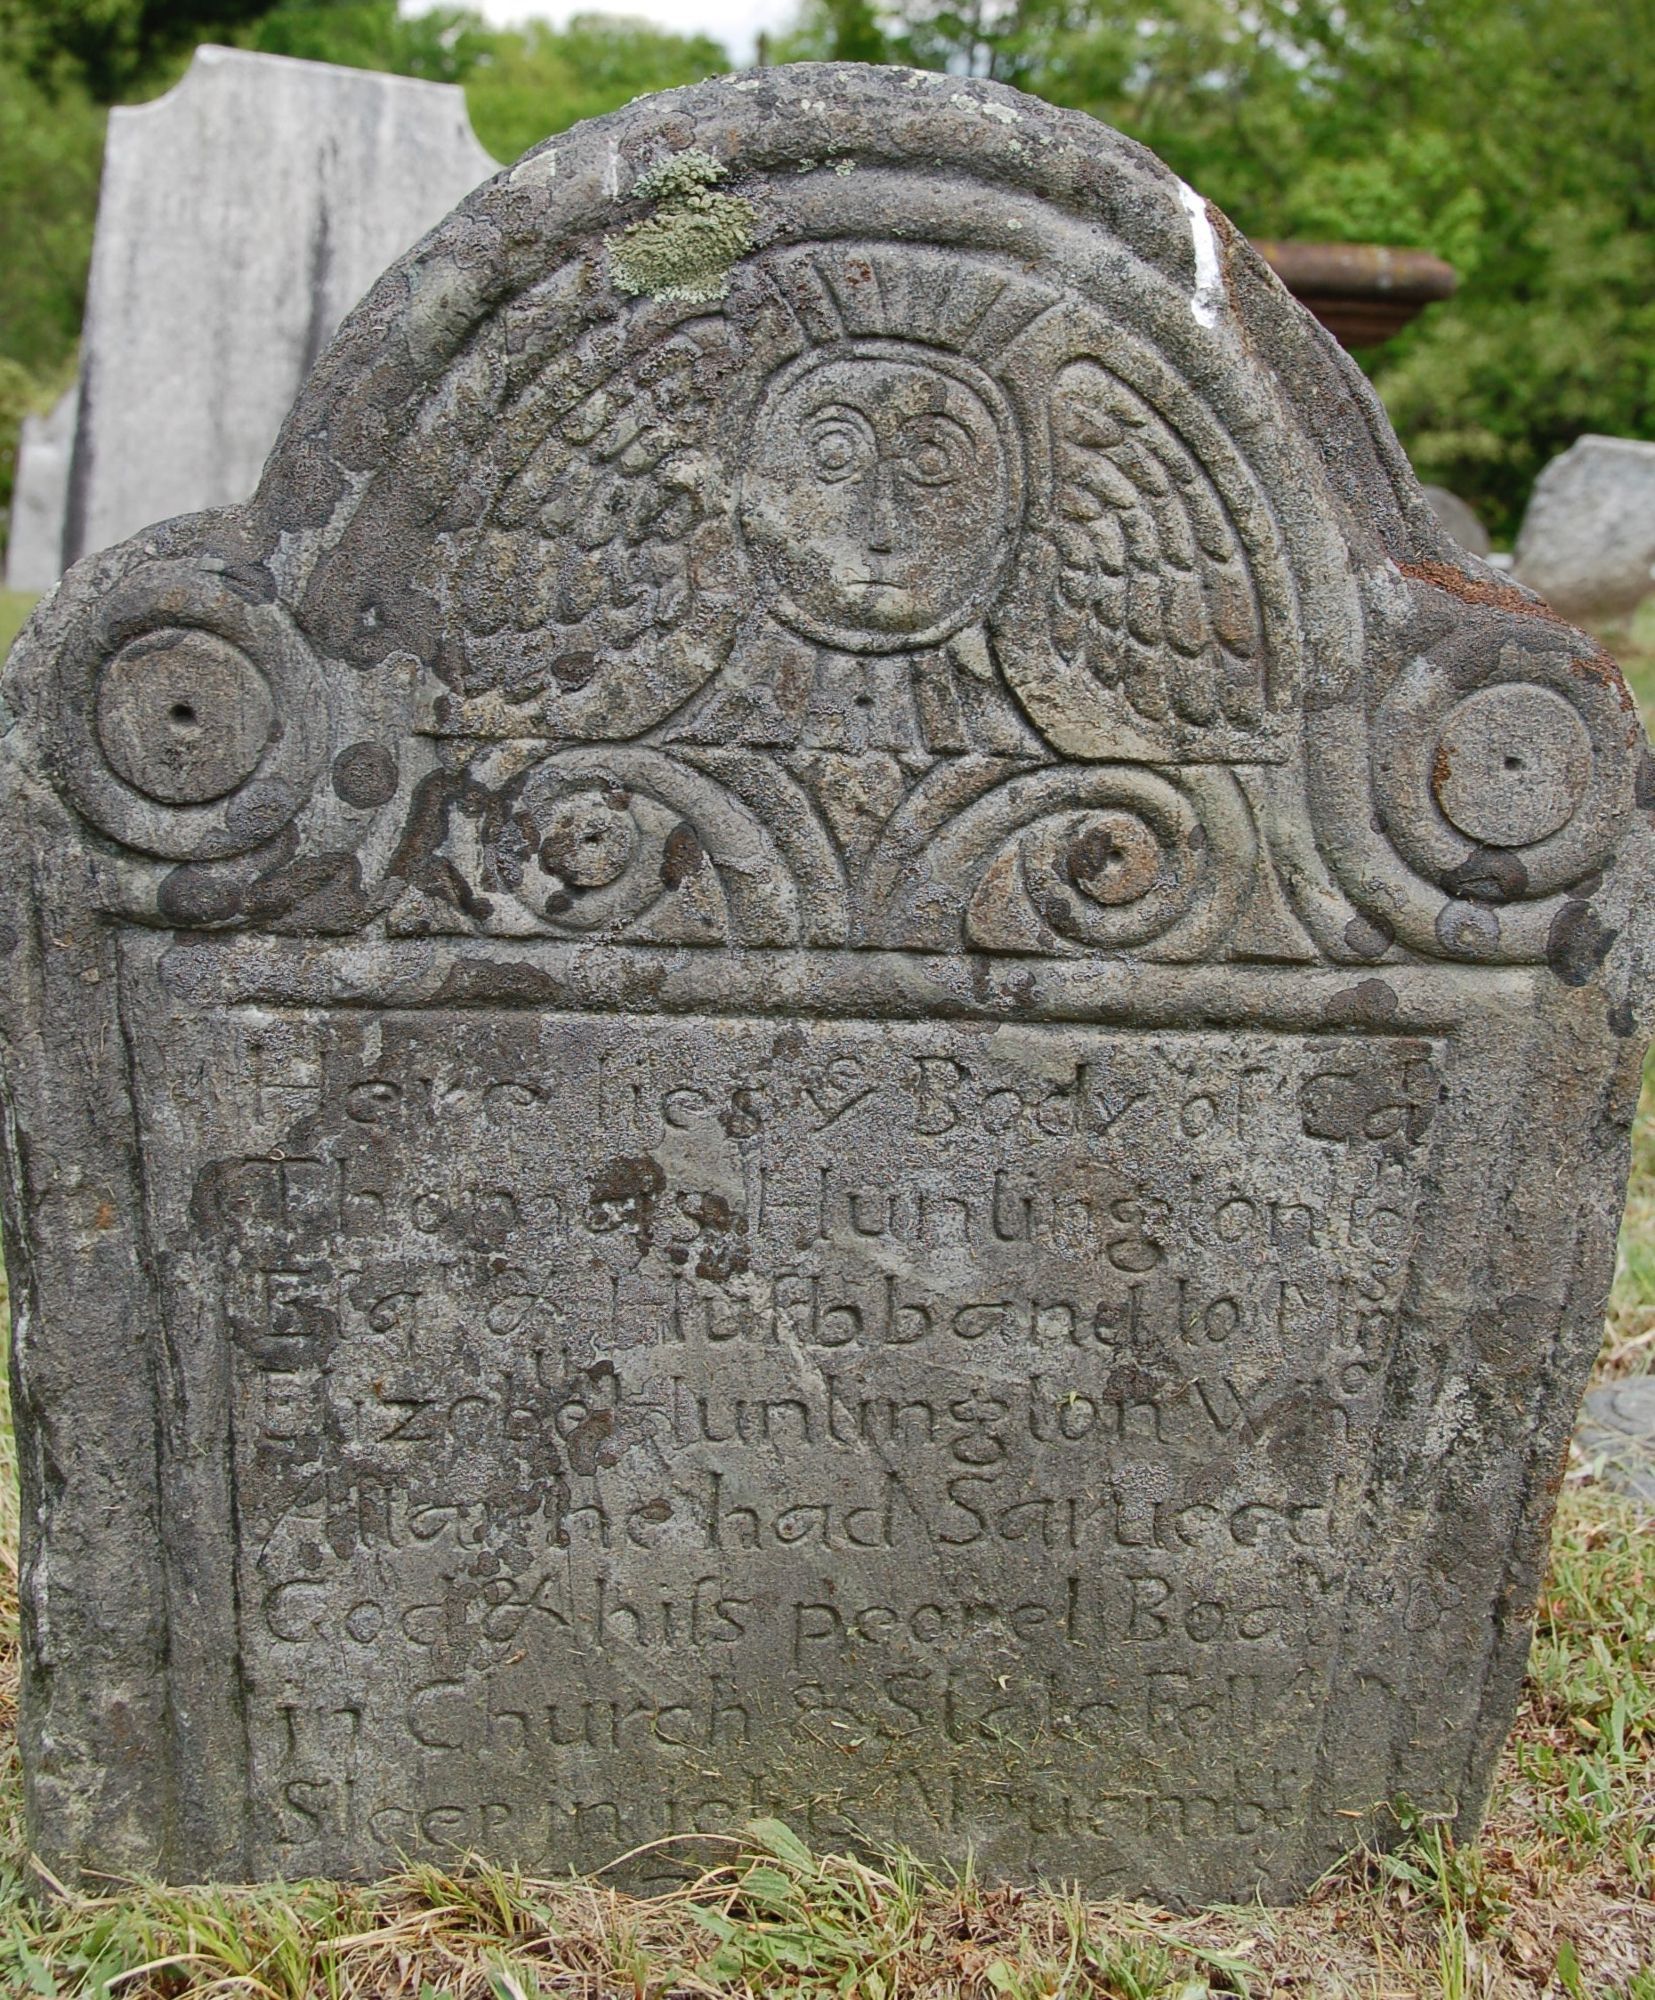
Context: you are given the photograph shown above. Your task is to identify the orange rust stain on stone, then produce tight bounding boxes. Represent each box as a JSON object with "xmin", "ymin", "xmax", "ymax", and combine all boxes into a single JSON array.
[
  {"xmin": 93, "ymin": 1200, "xmax": 116, "ymax": 1230},
  {"xmin": 1562, "ymin": 644, "xmax": 1637, "ymax": 707},
  {"xmin": 1399, "ymin": 558, "xmax": 1635, "ymax": 711},
  {"xmin": 1398, "ymin": 557, "xmax": 1562, "ymax": 622}
]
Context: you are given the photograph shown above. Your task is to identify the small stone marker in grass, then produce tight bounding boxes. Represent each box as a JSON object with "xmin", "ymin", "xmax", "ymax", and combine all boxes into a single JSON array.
[
  {"xmin": 1575, "ymin": 1377, "xmax": 1655, "ymax": 1501},
  {"xmin": 1514, "ymin": 435, "xmax": 1655, "ymax": 624},
  {"xmin": 1, "ymin": 66, "xmax": 1652, "ymax": 1905}
]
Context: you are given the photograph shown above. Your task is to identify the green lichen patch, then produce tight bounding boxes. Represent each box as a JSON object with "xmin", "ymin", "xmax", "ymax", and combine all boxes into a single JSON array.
[{"xmin": 609, "ymin": 149, "xmax": 757, "ymax": 304}]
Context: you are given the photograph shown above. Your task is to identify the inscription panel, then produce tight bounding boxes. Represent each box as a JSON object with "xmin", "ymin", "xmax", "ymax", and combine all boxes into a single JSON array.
[{"xmin": 150, "ymin": 1008, "xmax": 1438, "ymax": 1891}]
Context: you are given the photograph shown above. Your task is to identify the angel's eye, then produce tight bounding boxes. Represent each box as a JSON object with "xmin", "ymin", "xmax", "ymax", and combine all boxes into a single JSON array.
[
  {"xmin": 895, "ymin": 414, "xmax": 972, "ymax": 486},
  {"xmin": 805, "ymin": 407, "xmax": 874, "ymax": 483}
]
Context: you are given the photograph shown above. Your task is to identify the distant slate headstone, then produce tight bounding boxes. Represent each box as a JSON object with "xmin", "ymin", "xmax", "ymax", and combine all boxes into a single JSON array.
[
  {"xmin": 1514, "ymin": 435, "xmax": 1655, "ymax": 622},
  {"xmin": 1421, "ymin": 485, "xmax": 1491, "ymax": 561},
  {"xmin": 3, "ymin": 67, "xmax": 1653, "ymax": 1905},
  {"xmin": 1574, "ymin": 1377, "xmax": 1655, "ymax": 1501},
  {"xmin": 5, "ymin": 45, "xmax": 495, "ymax": 588},
  {"xmin": 4, "ymin": 386, "xmax": 79, "ymax": 594}
]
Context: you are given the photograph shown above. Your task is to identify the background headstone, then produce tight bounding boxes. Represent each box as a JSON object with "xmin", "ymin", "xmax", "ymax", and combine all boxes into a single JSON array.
[
  {"xmin": 1421, "ymin": 484, "xmax": 1492, "ymax": 559},
  {"xmin": 1513, "ymin": 434, "xmax": 1655, "ymax": 621},
  {"xmin": 1574, "ymin": 1377, "xmax": 1655, "ymax": 1501},
  {"xmin": 4, "ymin": 385, "xmax": 79, "ymax": 592},
  {"xmin": 2, "ymin": 66, "xmax": 1652, "ymax": 1907},
  {"xmin": 7, "ymin": 45, "xmax": 495, "ymax": 587}
]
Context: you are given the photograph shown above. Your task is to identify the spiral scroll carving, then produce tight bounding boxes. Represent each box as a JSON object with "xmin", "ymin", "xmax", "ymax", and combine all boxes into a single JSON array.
[{"xmin": 49, "ymin": 563, "xmax": 329, "ymax": 864}]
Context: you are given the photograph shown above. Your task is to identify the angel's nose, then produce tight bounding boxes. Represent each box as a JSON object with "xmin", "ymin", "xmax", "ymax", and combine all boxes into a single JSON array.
[{"xmin": 863, "ymin": 461, "xmax": 896, "ymax": 552}]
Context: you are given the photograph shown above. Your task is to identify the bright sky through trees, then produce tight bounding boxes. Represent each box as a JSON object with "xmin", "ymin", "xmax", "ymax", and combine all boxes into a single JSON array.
[{"xmin": 470, "ymin": 0, "xmax": 793, "ymax": 61}]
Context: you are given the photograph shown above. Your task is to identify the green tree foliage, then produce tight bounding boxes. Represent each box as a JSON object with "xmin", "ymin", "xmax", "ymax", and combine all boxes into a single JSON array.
[
  {"xmin": 459, "ymin": 14, "xmax": 729, "ymax": 164},
  {"xmin": 238, "ymin": 2, "xmax": 728, "ymax": 158},
  {"xmin": 0, "ymin": 60, "xmax": 102, "ymax": 548},
  {"xmin": 778, "ymin": 0, "xmax": 889, "ymax": 63},
  {"xmin": 0, "ymin": 60, "xmax": 103, "ymax": 376},
  {"xmin": 0, "ymin": 0, "xmax": 281, "ymax": 100},
  {"xmin": 243, "ymin": 0, "xmax": 496, "ymax": 81}
]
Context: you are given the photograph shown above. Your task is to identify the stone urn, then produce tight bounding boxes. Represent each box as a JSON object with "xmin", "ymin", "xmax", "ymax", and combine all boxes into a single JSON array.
[{"xmin": 1252, "ymin": 239, "xmax": 1457, "ymax": 347}]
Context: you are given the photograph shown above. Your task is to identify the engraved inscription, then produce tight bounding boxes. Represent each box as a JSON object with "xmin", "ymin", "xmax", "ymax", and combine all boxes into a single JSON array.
[{"xmin": 173, "ymin": 1012, "xmax": 1438, "ymax": 1886}]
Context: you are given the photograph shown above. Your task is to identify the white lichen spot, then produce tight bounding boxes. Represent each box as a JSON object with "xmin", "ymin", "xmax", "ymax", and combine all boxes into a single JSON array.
[
  {"xmin": 608, "ymin": 148, "xmax": 757, "ymax": 304},
  {"xmin": 905, "ymin": 69, "xmax": 930, "ymax": 87},
  {"xmin": 833, "ymin": 158, "xmax": 856, "ymax": 175},
  {"xmin": 735, "ymin": 77, "xmax": 762, "ymax": 90},
  {"xmin": 1176, "ymin": 177, "xmax": 1223, "ymax": 329},
  {"xmin": 948, "ymin": 90, "xmax": 1021, "ymax": 123},
  {"xmin": 508, "ymin": 147, "xmax": 557, "ymax": 188},
  {"xmin": 796, "ymin": 158, "xmax": 818, "ymax": 173}
]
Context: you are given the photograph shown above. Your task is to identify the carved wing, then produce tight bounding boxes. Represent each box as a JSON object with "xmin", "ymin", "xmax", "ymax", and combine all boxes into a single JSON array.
[
  {"xmin": 435, "ymin": 320, "xmax": 744, "ymax": 738},
  {"xmin": 1044, "ymin": 359, "xmax": 1266, "ymax": 731}
]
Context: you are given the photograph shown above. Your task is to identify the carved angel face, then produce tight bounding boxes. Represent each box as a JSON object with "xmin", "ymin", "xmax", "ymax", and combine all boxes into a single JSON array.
[{"xmin": 738, "ymin": 342, "xmax": 1021, "ymax": 653}]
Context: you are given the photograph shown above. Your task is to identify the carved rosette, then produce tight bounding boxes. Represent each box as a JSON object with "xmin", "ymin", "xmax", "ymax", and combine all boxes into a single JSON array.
[
  {"xmin": 22, "ymin": 554, "xmax": 425, "ymax": 931},
  {"xmin": 48, "ymin": 563, "xmax": 328, "ymax": 862},
  {"xmin": 868, "ymin": 764, "xmax": 1254, "ymax": 960},
  {"xmin": 1307, "ymin": 611, "xmax": 1643, "ymax": 967},
  {"xmin": 391, "ymin": 743, "xmax": 847, "ymax": 947}
]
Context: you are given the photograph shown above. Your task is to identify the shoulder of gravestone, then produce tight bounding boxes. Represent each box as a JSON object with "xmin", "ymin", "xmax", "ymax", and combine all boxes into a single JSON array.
[
  {"xmin": 0, "ymin": 503, "xmax": 398, "ymax": 935},
  {"xmin": 1, "ymin": 502, "xmax": 264, "ymax": 791}
]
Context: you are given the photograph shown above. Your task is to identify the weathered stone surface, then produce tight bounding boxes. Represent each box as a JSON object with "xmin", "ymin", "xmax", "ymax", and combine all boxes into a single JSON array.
[
  {"xmin": 1514, "ymin": 435, "xmax": 1655, "ymax": 621},
  {"xmin": 4, "ymin": 385, "xmax": 78, "ymax": 592},
  {"xmin": 12, "ymin": 45, "xmax": 494, "ymax": 585},
  {"xmin": 1, "ymin": 66, "xmax": 1652, "ymax": 1906},
  {"xmin": 1574, "ymin": 1377, "xmax": 1655, "ymax": 1501},
  {"xmin": 1421, "ymin": 485, "xmax": 1491, "ymax": 560}
]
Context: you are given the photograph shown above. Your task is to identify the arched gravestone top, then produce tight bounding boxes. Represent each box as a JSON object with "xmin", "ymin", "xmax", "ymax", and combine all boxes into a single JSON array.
[{"xmin": 2, "ymin": 64, "xmax": 1652, "ymax": 1902}]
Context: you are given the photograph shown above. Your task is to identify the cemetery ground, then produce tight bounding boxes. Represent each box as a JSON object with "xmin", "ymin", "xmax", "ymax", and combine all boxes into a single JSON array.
[{"xmin": 0, "ymin": 624, "xmax": 1645, "ymax": 2000}]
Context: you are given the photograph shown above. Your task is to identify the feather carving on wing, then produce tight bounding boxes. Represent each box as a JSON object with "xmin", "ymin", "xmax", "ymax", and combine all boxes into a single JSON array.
[
  {"xmin": 437, "ymin": 320, "xmax": 744, "ymax": 740},
  {"xmin": 993, "ymin": 358, "xmax": 1286, "ymax": 759},
  {"xmin": 1048, "ymin": 360, "xmax": 1264, "ymax": 729}
]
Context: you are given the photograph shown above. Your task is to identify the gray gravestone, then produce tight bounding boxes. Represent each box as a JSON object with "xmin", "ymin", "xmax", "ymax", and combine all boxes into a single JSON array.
[
  {"xmin": 4, "ymin": 385, "xmax": 79, "ymax": 593},
  {"xmin": 1, "ymin": 67, "xmax": 1652, "ymax": 1905},
  {"xmin": 1514, "ymin": 435, "xmax": 1655, "ymax": 622},
  {"xmin": 1575, "ymin": 1377, "xmax": 1655, "ymax": 1501},
  {"xmin": 1421, "ymin": 485, "xmax": 1491, "ymax": 561},
  {"xmin": 7, "ymin": 45, "xmax": 494, "ymax": 587}
]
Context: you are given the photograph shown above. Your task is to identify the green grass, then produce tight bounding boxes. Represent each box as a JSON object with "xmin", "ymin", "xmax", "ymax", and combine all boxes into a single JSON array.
[
  {"xmin": 1613, "ymin": 600, "xmax": 1655, "ymax": 725},
  {"xmin": 0, "ymin": 631, "xmax": 1648, "ymax": 1997}
]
